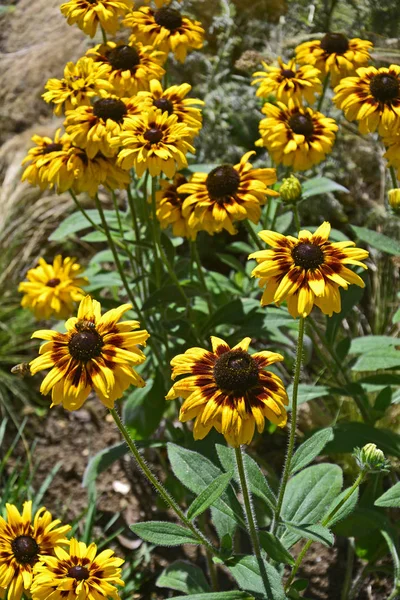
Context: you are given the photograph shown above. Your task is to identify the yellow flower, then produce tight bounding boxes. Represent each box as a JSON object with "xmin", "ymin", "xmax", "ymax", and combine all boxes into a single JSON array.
[
  {"xmin": 86, "ymin": 40, "xmax": 166, "ymax": 97},
  {"xmin": 42, "ymin": 57, "xmax": 113, "ymax": 116},
  {"xmin": 64, "ymin": 96, "xmax": 144, "ymax": 159},
  {"xmin": 249, "ymin": 221, "xmax": 369, "ymax": 318},
  {"xmin": 60, "ymin": 0, "xmax": 133, "ymax": 37},
  {"xmin": 30, "ymin": 296, "xmax": 149, "ymax": 411},
  {"xmin": 178, "ymin": 151, "xmax": 278, "ymax": 235},
  {"xmin": 31, "ymin": 538, "xmax": 124, "ymax": 600},
  {"xmin": 167, "ymin": 336, "xmax": 288, "ymax": 447},
  {"xmin": 295, "ymin": 33, "xmax": 372, "ymax": 86},
  {"xmin": 0, "ymin": 501, "xmax": 70, "ymax": 600},
  {"xmin": 115, "ymin": 107, "xmax": 195, "ymax": 177},
  {"xmin": 144, "ymin": 0, "xmax": 182, "ymax": 6},
  {"xmin": 383, "ymin": 131, "xmax": 400, "ymax": 179},
  {"xmin": 19, "ymin": 256, "xmax": 88, "ymax": 320},
  {"xmin": 156, "ymin": 173, "xmax": 198, "ymax": 239},
  {"xmin": 137, "ymin": 79, "xmax": 204, "ymax": 136},
  {"xmin": 388, "ymin": 188, "xmax": 400, "ymax": 212},
  {"xmin": 252, "ymin": 58, "xmax": 322, "ymax": 104},
  {"xmin": 256, "ymin": 100, "xmax": 338, "ymax": 171},
  {"xmin": 334, "ymin": 65, "xmax": 400, "ymax": 135},
  {"xmin": 22, "ymin": 132, "xmax": 130, "ymax": 196},
  {"xmin": 123, "ymin": 6, "xmax": 204, "ymax": 62}
]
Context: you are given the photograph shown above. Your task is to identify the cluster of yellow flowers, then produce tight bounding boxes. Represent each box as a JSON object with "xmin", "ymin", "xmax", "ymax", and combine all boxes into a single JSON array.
[{"xmin": 0, "ymin": 501, "xmax": 124, "ymax": 600}]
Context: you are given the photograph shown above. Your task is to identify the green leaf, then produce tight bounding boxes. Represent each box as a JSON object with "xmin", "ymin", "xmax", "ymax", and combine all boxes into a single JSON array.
[
  {"xmin": 259, "ymin": 531, "xmax": 295, "ymax": 565},
  {"xmin": 349, "ymin": 335, "xmax": 399, "ymax": 354},
  {"xmin": 281, "ymin": 464, "xmax": 343, "ymax": 548},
  {"xmin": 187, "ymin": 471, "xmax": 233, "ymax": 521},
  {"xmin": 169, "ymin": 593, "xmax": 254, "ymax": 600},
  {"xmin": 326, "ymin": 487, "xmax": 359, "ymax": 527},
  {"xmin": 85, "ymin": 273, "xmax": 124, "ymax": 291},
  {"xmin": 375, "ymin": 482, "xmax": 400, "ymax": 508},
  {"xmin": 216, "ymin": 444, "xmax": 276, "ymax": 512},
  {"xmin": 274, "ymin": 212, "xmax": 293, "ymax": 234},
  {"xmin": 290, "ymin": 428, "xmax": 333, "ymax": 474},
  {"xmin": 326, "ymin": 283, "xmax": 365, "ymax": 344},
  {"xmin": 284, "ymin": 522, "xmax": 334, "ymax": 547},
  {"xmin": 351, "ymin": 348, "xmax": 400, "ymax": 371},
  {"xmin": 131, "ymin": 522, "xmax": 201, "ymax": 546},
  {"xmin": 286, "ymin": 385, "xmax": 331, "ymax": 409},
  {"xmin": 156, "ymin": 560, "xmax": 211, "ymax": 594},
  {"xmin": 302, "ymin": 177, "xmax": 349, "ymax": 199},
  {"xmin": 351, "ymin": 225, "xmax": 400, "ymax": 256},
  {"xmin": 186, "ymin": 163, "xmax": 221, "ymax": 174},
  {"xmin": 142, "ymin": 285, "xmax": 186, "ymax": 310},
  {"xmin": 123, "ymin": 370, "xmax": 165, "ymax": 440},
  {"xmin": 82, "ymin": 442, "xmax": 126, "ymax": 487},
  {"xmin": 324, "ymin": 422, "xmax": 400, "ymax": 458},
  {"xmin": 49, "ymin": 210, "xmax": 118, "ymax": 241},
  {"xmin": 227, "ymin": 555, "xmax": 286, "ymax": 599},
  {"xmin": 218, "ymin": 253, "xmax": 246, "ymax": 274}
]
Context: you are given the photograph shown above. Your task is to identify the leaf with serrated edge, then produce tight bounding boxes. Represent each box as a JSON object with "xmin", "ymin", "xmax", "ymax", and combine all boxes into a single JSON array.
[{"xmin": 187, "ymin": 471, "xmax": 233, "ymax": 520}]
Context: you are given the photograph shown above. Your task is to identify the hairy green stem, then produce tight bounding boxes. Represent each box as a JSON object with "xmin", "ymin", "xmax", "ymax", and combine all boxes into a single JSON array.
[
  {"xmin": 271, "ymin": 316, "xmax": 306, "ymax": 535},
  {"xmin": 292, "ymin": 205, "xmax": 301, "ymax": 234},
  {"xmin": 100, "ymin": 25, "xmax": 107, "ymax": 44},
  {"xmin": 191, "ymin": 240, "xmax": 213, "ymax": 313},
  {"xmin": 244, "ymin": 220, "xmax": 263, "ymax": 250},
  {"xmin": 341, "ymin": 539, "xmax": 355, "ymax": 600},
  {"xmin": 111, "ymin": 191, "xmax": 138, "ymax": 278},
  {"xmin": 317, "ymin": 74, "xmax": 330, "ymax": 112},
  {"xmin": 109, "ymin": 408, "xmax": 217, "ymax": 555}
]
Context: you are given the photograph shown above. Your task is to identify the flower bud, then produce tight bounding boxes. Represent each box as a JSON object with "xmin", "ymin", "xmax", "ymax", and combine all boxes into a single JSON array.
[
  {"xmin": 279, "ymin": 174, "xmax": 302, "ymax": 204},
  {"xmin": 354, "ymin": 443, "xmax": 390, "ymax": 473},
  {"xmin": 388, "ymin": 188, "xmax": 400, "ymax": 212}
]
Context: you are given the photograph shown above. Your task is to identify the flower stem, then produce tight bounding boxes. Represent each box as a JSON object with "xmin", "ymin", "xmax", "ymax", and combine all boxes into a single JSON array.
[
  {"xmin": 390, "ymin": 165, "xmax": 398, "ymax": 189},
  {"xmin": 244, "ymin": 220, "xmax": 263, "ymax": 250},
  {"xmin": 271, "ymin": 316, "xmax": 306, "ymax": 535},
  {"xmin": 100, "ymin": 25, "xmax": 107, "ymax": 44},
  {"xmin": 292, "ymin": 205, "xmax": 301, "ymax": 234},
  {"xmin": 317, "ymin": 74, "xmax": 330, "ymax": 112},
  {"xmin": 191, "ymin": 240, "xmax": 213, "ymax": 313},
  {"xmin": 109, "ymin": 408, "xmax": 218, "ymax": 556},
  {"xmin": 235, "ymin": 446, "xmax": 271, "ymax": 597}
]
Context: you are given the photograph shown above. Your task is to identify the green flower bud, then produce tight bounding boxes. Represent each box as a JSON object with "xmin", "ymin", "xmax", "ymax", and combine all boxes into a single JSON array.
[
  {"xmin": 354, "ymin": 443, "xmax": 390, "ymax": 473},
  {"xmin": 279, "ymin": 174, "xmax": 302, "ymax": 204},
  {"xmin": 388, "ymin": 188, "xmax": 400, "ymax": 212}
]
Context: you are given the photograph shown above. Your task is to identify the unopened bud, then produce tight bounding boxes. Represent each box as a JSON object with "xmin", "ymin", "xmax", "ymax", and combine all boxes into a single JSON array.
[
  {"xmin": 279, "ymin": 174, "xmax": 302, "ymax": 204},
  {"xmin": 354, "ymin": 443, "xmax": 390, "ymax": 473},
  {"xmin": 388, "ymin": 188, "xmax": 400, "ymax": 212}
]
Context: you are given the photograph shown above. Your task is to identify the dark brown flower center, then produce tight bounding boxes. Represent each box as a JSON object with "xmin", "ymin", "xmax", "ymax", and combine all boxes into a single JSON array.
[
  {"xmin": 93, "ymin": 98, "xmax": 127, "ymax": 123},
  {"xmin": 11, "ymin": 536, "xmax": 40, "ymax": 564},
  {"xmin": 213, "ymin": 350, "xmax": 259, "ymax": 395},
  {"xmin": 107, "ymin": 45, "xmax": 141, "ymax": 71},
  {"xmin": 206, "ymin": 165, "xmax": 240, "ymax": 200},
  {"xmin": 68, "ymin": 565, "xmax": 90, "ymax": 580},
  {"xmin": 154, "ymin": 97, "xmax": 174, "ymax": 115},
  {"xmin": 289, "ymin": 113, "xmax": 314, "ymax": 137},
  {"xmin": 320, "ymin": 32, "xmax": 349, "ymax": 55},
  {"xmin": 144, "ymin": 127, "xmax": 163, "ymax": 144},
  {"xmin": 292, "ymin": 242, "xmax": 324, "ymax": 270},
  {"xmin": 154, "ymin": 7, "xmax": 183, "ymax": 31},
  {"xmin": 281, "ymin": 68, "xmax": 295, "ymax": 78},
  {"xmin": 68, "ymin": 328, "xmax": 103, "ymax": 362},
  {"xmin": 369, "ymin": 73, "xmax": 400, "ymax": 103},
  {"xmin": 46, "ymin": 278, "xmax": 61, "ymax": 287},
  {"xmin": 42, "ymin": 143, "xmax": 63, "ymax": 154}
]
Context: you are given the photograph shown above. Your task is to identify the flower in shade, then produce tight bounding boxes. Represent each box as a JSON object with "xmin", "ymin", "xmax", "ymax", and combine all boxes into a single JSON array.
[
  {"xmin": 252, "ymin": 58, "xmax": 322, "ymax": 104},
  {"xmin": 42, "ymin": 58, "xmax": 113, "ymax": 116},
  {"xmin": 19, "ymin": 256, "xmax": 87, "ymax": 320},
  {"xmin": 295, "ymin": 33, "xmax": 372, "ymax": 86},
  {"xmin": 60, "ymin": 0, "xmax": 133, "ymax": 37},
  {"xmin": 123, "ymin": 6, "xmax": 204, "ymax": 62},
  {"xmin": 156, "ymin": 173, "xmax": 198, "ymax": 239},
  {"xmin": 29, "ymin": 296, "xmax": 149, "ymax": 410},
  {"xmin": 249, "ymin": 221, "xmax": 369, "ymax": 318},
  {"xmin": 166, "ymin": 336, "xmax": 288, "ymax": 446},
  {"xmin": 137, "ymin": 79, "xmax": 204, "ymax": 136},
  {"xmin": 87, "ymin": 40, "xmax": 166, "ymax": 97},
  {"xmin": 178, "ymin": 151, "xmax": 278, "ymax": 236},
  {"xmin": 256, "ymin": 101, "xmax": 338, "ymax": 171},
  {"xmin": 31, "ymin": 538, "xmax": 124, "ymax": 600},
  {"xmin": 333, "ymin": 65, "xmax": 400, "ymax": 135},
  {"xmin": 22, "ymin": 132, "xmax": 130, "ymax": 196},
  {"xmin": 0, "ymin": 501, "xmax": 70, "ymax": 600},
  {"xmin": 64, "ymin": 95, "xmax": 145, "ymax": 159},
  {"xmin": 115, "ymin": 107, "xmax": 194, "ymax": 177}
]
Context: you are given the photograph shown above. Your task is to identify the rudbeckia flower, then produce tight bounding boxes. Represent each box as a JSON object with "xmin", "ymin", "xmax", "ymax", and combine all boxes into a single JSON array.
[
  {"xmin": 256, "ymin": 100, "xmax": 338, "ymax": 171},
  {"xmin": 31, "ymin": 539, "xmax": 124, "ymax": 600},
  {"xmin": 249, "ymin": 221, "xmax": 369, "ymax": 318},
  {"xmin": 87, "ymin": 40, "xmax": 166, "ymax": 97},
  {"xmin": 167, "ymin": 337, "xmax": 288, "ymax": 447},
  {"xmin": 19, "ymin": 256, "xmax": 87, "ymax": 320},
  {"xmin": 0, "ymin": 501, "xmax": 70, "ymax": 600},
  {"xmin": 30, "ymin": 296, "xmax": 149, "ymax": 410},
  {"xmin": 252, "ymin": 58, "xmax": 322, "ymax": 105},
  {"xmin": 60, "ymin": 0, "xmax": 133, "ymax": 37},
  {"xmin": 178, "ymin": 151, "xmax": 278, "ymax": 235},
  {"xmin": 295, "ymin": 33, "xmax": 372, "ymax": 86},
  {"xmin": 123, "ymin": 6, "xmax": 204, "ymax": 62},
  {"xmin": 333, "ymin": 65, "xmax": 400, "ymax": 135},
  {"xmin": 156, "ymin": 173, "xmax": 198, "ymax": 239}
]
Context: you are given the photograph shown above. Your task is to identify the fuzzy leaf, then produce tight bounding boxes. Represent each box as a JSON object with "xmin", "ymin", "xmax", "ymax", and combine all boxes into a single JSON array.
[
  {"xmin": 131, "ymin": 522, "xmax": 200, "ymax": 546},
  {"xmin": 187, "ymin": 471, "xmax": 233, "ymax": 520},
  {"xmin": 290, "ymin": 428, "xmax": 333, "ymax": 474}
]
